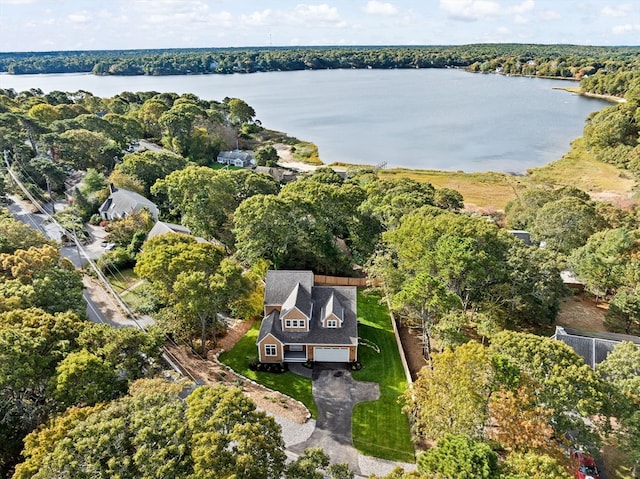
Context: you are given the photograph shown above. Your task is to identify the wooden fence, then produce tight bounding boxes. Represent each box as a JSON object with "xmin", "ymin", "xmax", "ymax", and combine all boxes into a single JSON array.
[{"xmin": 313, "ymin": 274, "xmax": 370, "ymax": 287}]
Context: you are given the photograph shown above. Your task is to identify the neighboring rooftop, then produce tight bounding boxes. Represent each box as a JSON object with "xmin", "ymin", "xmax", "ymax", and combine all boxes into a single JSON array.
[
  {"xmin": 553, "ymin": 325, "xmax": 640, "ymax": 369},
  {"xmin": 99, "ymin": 185, "xmax": 159, "ymax": 221}
]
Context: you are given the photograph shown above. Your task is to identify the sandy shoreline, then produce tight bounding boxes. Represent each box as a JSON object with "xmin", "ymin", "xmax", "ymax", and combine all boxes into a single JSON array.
[{"xmin": 553, "ymin": 86, "xmax": 626, "ymax": 104}]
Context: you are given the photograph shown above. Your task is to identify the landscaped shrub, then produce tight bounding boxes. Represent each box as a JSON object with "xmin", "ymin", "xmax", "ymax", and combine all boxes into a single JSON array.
[
  {"xmin": 249, "ymin": 361, "xmax": 289, "ymax": 373},
  {"xmin": 97, "ymin": 246, "xmax": 134, "ymax": 273}
]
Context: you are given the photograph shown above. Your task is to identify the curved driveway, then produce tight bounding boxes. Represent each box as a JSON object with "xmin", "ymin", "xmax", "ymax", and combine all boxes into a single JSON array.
[{"xmin": 289, "ymin": 364, "xmax": 380, "ymax": 474}]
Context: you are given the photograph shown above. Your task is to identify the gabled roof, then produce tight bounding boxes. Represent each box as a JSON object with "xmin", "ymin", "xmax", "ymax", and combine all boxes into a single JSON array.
[
  {"xmin": 321, "ymin": 291, "xmax": 344, "ymax": 322},
  {"xmin": 257, "ymin": 272, "xmax": 357, "ymax": 347},
  {"xmin": 264, "ymin": 270, "xmax": 314, "ymax": 306},
  {"xmin": 147, "ymin": 221, "xmax": 191, "ymax": 239},
  {"xmin": 281, "ymin": 282, "xmax": 313, "ymax": 318},
  {"xmin": 217, "ymin": 150, "xmax": 252, "ymax": 161},
  {"xmin": 99, "ymin": 187, "xmax": 159, "ymax": 220}
]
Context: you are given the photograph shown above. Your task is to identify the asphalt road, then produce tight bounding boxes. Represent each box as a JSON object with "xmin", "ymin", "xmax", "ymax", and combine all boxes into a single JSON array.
[{"xmin": 8, "ymin": 196, "xmax": 113, "ymax": 326}]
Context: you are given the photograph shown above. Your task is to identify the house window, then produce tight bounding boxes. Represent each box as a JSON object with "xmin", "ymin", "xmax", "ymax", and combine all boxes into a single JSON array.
[
  {"xmin": 265, "ymin": 344, "xmax": 277, "ymax": 356},
  {"xmin": 327, "ymin": 320, "xmax": 337, "ymax": 328},
  {"xmin": 285, "ymin": 319, "xmax": 305, "ymax": 328}
]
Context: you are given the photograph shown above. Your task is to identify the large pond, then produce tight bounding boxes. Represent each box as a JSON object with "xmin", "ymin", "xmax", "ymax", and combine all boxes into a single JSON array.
[{"xmin": 0, "ymin": 68, "xmax": 610, "ymax": 173}]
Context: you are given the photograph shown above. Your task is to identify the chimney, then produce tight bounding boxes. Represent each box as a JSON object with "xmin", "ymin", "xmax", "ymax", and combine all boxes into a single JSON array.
[{"xmin": 109, "ymin": 183, "xmax": 116, "ymax": 193}]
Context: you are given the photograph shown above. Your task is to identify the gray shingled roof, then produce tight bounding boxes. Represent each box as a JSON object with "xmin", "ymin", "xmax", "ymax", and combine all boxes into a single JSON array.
[
  {"xmin": 147, "ymin": 221, "xmax": 191, "ymax": 239},
  {"xmin": 99, "ymin": 188, "xmax": 159, "ymax": 220},
  {"xmin": 553, "ymin": 326, "xmax": 640, "ymax": 369},
  {"xmin": 257, "ymin": 276, "xmax": 357, "ymax": 347},
  {"xmin": 281, "ymin": 282, "xmax": 313, "ymax": 318},
  {"xmin": 508, "ymin": 230, "xmax": 532, "ymax": 245},
  {"xmin": 218, "ymin": 150, "xmax": 252, "ymax": 161},
  {"xmin": 264, "ymin": 270, "xmax": 314, "ymax": 306},
  {"xmin": 321, "ymin": 291, "xmax": 344, "ymax": 323}
]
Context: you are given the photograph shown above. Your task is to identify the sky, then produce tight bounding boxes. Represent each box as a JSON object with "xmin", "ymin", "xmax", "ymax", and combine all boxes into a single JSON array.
[{"xmin": 0, "ymin": 0, "xmax": 638, "ymax": 52}]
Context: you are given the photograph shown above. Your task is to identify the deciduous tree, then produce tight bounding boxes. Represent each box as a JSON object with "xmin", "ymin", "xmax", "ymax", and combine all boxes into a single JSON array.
[
  {"xmin": 417, "ymin": 434, "xmax": 499, "ymax": 479},
  {"xmin": 489, "ymin": 331, "xmax": 606, "ymax": 446},
  {"xmin": 152, "ymin": 165, "xmax": 236, "ymax": 241},
  {"xmin": 52, "ymin": 349, "xmax": 124, "ymax": 409},
  {"xmin": 530, "ymin": 196, "xmax": 600, "ymax": 255},
  {"xmin": 403, "ymin": 341, "xmax": 494, "ymax": 441},
  {"xmin": 501, "ymin": 452, "xmax": 572, "ymax": 479}
]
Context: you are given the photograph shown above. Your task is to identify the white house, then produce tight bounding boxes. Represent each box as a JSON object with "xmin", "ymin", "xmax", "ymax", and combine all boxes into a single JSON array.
[
  {"xmin": 217, "ymin": 150, "xmax": 253, "ymax": 168},
  {"xmin": 99, "ymin": 185, "xmax": 159, "ymax": 221}
]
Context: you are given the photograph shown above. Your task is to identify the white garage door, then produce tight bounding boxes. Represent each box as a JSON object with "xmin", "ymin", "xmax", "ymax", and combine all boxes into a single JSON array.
[{"xmin": 314, "ymin": 347, "xmax": 350, "ymax": 362}]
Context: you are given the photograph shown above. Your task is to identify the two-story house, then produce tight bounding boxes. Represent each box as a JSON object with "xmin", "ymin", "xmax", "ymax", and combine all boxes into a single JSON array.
[{"xmin": 256, "ymin": 270, "xmax": 358, "ymax": 364}]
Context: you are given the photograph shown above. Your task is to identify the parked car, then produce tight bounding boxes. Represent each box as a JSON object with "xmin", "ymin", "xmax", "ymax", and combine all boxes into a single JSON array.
[{"xmin": 572, "ymin": 450, "xmax": 600, "ymax": 479}]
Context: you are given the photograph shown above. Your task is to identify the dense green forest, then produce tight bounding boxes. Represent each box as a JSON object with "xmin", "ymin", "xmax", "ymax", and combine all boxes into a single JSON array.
[
  {"xmin": 1, "ymin": 52, "xmax": 640, "ymax": 478},
  {"xmin": 1, "ymin": 44, "xmax": 638, "ymax": 84}
]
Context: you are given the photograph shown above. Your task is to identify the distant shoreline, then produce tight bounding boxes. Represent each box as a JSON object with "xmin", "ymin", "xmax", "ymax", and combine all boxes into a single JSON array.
[{"xmin": 553, "ymin": 86, "xmax": 626, "ymax": 104}]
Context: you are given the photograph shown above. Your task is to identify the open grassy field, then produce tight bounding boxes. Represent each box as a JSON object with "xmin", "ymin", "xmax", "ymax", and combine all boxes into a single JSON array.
[
  {"xmin": 329, "ymin": 136, "xmax": 636, "ymax": 210},
  {"xmin": 379, "ymin": 168, "xmax": 524, "ymax": 210},
  {"xmin": 527, "ymin": 138, "xmax": 636, "ymax": 194}
]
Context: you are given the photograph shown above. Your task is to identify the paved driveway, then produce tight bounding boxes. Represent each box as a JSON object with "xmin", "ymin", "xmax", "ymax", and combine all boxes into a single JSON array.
[{"xmin": 289, "ymin": 364, "xmax": 380, "ymax": 474}]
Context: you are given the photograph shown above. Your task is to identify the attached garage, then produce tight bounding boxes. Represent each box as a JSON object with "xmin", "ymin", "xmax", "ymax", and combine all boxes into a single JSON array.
[{"xmin": 313, "ymin": 347, "xmax": 350, "ymax": 362}]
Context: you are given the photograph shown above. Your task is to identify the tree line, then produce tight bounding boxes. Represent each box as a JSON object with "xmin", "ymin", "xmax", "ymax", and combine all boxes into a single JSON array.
[
  {"xmin": 1, "ymin": 44, "xmax": 637, "ymax": 85},
  {"xmin": 1, "ymin": 78, "xmax": 639, "ymax": 477}
]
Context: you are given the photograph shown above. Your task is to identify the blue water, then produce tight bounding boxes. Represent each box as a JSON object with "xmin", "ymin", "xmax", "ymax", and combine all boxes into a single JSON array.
[{"xmin": 0, "ymin": 68, "xmax": 610, "ymax": 173}]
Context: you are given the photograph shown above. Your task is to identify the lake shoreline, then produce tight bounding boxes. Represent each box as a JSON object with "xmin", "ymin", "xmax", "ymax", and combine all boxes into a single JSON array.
[
  {"xmin": 0, "ymin": 68, "xmax": 613, "ymax": 175},
  {"xmin": 553, "ymin": 86, "xmax": 626, "ymax": 104}
]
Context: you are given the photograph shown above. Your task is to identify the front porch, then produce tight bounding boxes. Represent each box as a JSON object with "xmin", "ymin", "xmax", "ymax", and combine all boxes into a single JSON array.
[{"xmin": 283, "ymin": 345, "xmax": 307, "ymax": 362}]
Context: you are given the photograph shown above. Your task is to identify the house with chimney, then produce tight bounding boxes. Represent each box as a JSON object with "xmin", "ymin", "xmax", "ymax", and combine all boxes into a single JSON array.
[{"xmin": 256, "ymin": 270, "xmax": 358, "ymax": 363}]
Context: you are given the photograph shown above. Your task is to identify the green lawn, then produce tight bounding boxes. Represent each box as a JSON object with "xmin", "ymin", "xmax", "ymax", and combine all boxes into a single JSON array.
[
  {"xmin": 220, "ymin": 290, "xmax": 415, "ymax": 463},
  {"xmin": 218, "ymin": 323, "xmax": 317, "ymax": 417},
  {"xmin": 104, "ymin": 268, "xmax": 150, "ymax": 312},
  {"xmin": 352, "ymin": 290, "xmax": 415, "ymax": 463},
  {"xmin": 105, "ymin": 267, "xmax": 139, "ymax": 293}
]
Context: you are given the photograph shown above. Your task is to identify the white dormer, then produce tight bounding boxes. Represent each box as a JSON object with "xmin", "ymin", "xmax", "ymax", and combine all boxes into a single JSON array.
[
  {"xmin": 280, "ymin": 283, "xmax": 312, "ymax": 332},
  {"xmin": 321, "ymin": 292, "xmax": 344, "ymax": 328}
]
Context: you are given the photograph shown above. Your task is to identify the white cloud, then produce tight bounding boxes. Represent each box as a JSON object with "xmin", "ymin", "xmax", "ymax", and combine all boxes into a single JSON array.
[
  {"xmin": 514, "ymin": 14, "xmax": 528, "ymax": 24},
  {"xmin": 363, "ymin": 1, "xmax": 399, "ymax": 16},
  {"xmin": 242, "ymin": 9, "xmax": 272, "ymax": 26},
  {"xmin": 282, "ymin": 4, "xmax": 347, "ymax": 27},
  {"xmin": 508, "ymin": 0, "xmax": 534, "ymax": 15},
  {"xmin": 439, "ymin": 0, "xmax": 503, "ymax": 21},
  {"xmin": 68, "ymin": 12, "xmax": 91, "ymax": 24},
  {"xmin": 540, "ymin": 9, "xmax": 560, "ymax": 20},
  {"xmin": 440, "ymin": 0, "xmax": 536, "ymax": 21},
  {"xmin": 601, "ymin": 3, "xmax": 635, "ymax": 17},
  {"xmin": 612, "ymin": 23, "xmax": 640, "ymax": 34}
]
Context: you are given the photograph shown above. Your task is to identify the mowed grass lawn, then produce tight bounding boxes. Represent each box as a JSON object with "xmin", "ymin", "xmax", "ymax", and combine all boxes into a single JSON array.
[
  {"xmin": 352, "ymin": 290, "xmax": 415, "ymax": 463},
  {"xmin": 218, "ymin": 322, "xmax": 317, "ymax": 418},
  {"xmin": 219, "ymin": 289, "xmax": 415, "ymax": 463}
]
